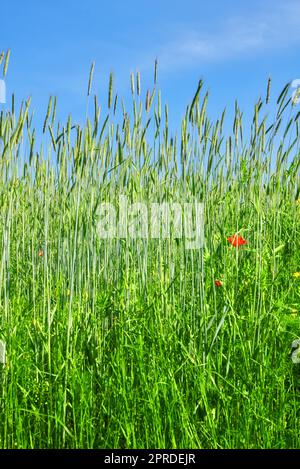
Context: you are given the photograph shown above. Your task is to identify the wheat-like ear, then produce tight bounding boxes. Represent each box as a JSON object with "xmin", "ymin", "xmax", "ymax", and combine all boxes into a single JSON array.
[
  {"xmin": 87, "ymin": 61, "xmax": 95, "ymax": 97},
  {"xmin": 266, "ymin": 77, "xmax": 271, "ymax": 104},
  {"xmin": 51, "ymin": 96, "xmax": 57, "ymax": 126},
  {"xmin": 93, "ymin": 94, "xmax": 100, "ymax": 137},
  {"xmin": 108, "ymin": 71, "xmax": 113, "ymax": 109},
  {"xmin": 113, "ymin": 94, "xmax": 118, "ymax": 115},
  {"xmin": 154, "ymin": 58, "xmax": 158, "ymax": 85},
  {"xmin": 145, "ymin": 89, "xmax": 150, "ymax": 113},
  {"xmin": 43, "ymin": 96, "xmax": 53, "ymax": 133},
  {"xmin": 130, "ymin": 72, "xmax": 135, "ymax": 95},
  {"xmin": 189, "ymin": 79, "xmax": 203, "ymax": 122},
  {"xmin": 136, "ymin": 71, "xmax": 141, "ymax": 96},
  {"xmin": 3, "ymin": 49, "xmax": 10, "ymax": 77},
  {"xmin": 0, "ymin": 51, "xmax": 4, "ymax": 67}
]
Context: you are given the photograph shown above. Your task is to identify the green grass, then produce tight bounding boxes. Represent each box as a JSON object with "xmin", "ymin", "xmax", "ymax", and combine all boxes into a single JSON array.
[{"xmin": 0, "ymin": 53, "xmax": 299, "ymax": 448}]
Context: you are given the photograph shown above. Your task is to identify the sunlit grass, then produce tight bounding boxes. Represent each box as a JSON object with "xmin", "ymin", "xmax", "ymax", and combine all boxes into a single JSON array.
[{"xmin": 0, "ymin": 52, "xmax": 299, "ymax": 448}]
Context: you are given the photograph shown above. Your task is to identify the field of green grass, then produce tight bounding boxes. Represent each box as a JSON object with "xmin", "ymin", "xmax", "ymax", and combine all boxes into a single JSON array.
[{"xmin": 0, "ymin": 52, "xmax": 299, "ymax": 448}]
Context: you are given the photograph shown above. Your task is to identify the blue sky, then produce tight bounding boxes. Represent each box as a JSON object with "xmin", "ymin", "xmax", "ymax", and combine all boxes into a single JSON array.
[{"xmin": 1, "ymin": 0, "xmax": 300, "ymax": 137}]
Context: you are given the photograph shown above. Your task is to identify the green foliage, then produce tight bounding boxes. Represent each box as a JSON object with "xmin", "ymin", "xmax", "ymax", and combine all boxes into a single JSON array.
[{"xmin": 0, "ymin": 56, "xmax": 299, "ymax": 448}]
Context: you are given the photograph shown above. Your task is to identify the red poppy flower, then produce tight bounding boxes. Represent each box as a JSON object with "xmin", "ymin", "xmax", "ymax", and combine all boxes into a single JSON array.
[
  {"xmin": 227, "ymin": 235, "xmax": 247, "ymax": 247},
  {"xmin": 215, "ymin": 280, "xmax": 222, "ymax": 287}
]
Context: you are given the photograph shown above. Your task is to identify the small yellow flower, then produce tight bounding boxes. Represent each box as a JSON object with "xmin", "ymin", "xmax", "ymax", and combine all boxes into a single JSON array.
[
  {"xmin": 292, "ymin": 272, "xmax": 300, "ymax": 278},
  {"xmin": 296, "ymin": 198, "xmax": 300, "ymax": 206}
]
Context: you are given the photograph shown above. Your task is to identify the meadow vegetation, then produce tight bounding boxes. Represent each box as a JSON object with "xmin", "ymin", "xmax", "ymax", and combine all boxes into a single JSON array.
[{"xmin": 0, "ymin": 51, "xmax": 299, "ymax": 448}]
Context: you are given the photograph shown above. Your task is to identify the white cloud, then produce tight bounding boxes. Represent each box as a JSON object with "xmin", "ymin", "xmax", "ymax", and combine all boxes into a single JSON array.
[{"xmin": 156, "ymin": 1, "xmax": 300, "ymax": 70}]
